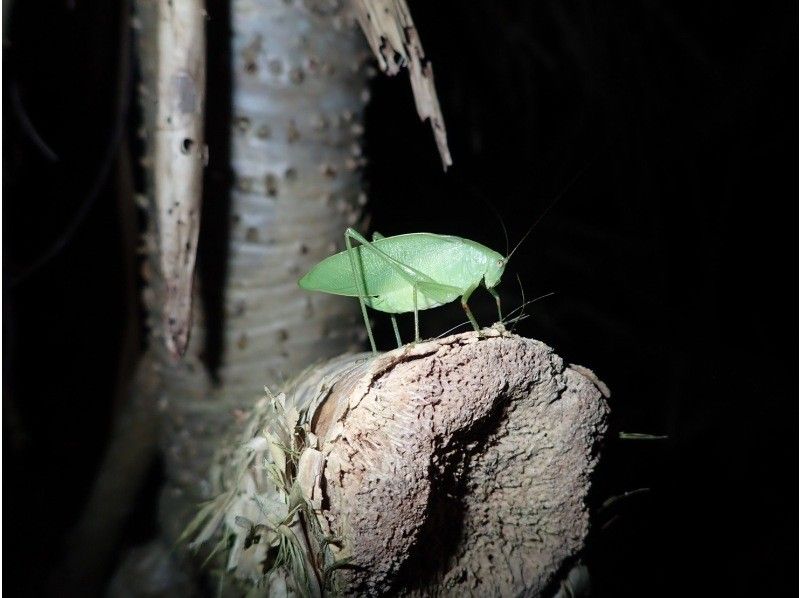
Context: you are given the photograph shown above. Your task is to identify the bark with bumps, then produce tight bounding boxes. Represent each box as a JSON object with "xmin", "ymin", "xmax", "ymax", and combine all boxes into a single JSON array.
[
  {"xmin": 145, "ymin": 0, "xmax": 370, "ymax": 541},
  {"xmin": 102, "ymin": 0, "xmax": 371, "ymax": 590}
]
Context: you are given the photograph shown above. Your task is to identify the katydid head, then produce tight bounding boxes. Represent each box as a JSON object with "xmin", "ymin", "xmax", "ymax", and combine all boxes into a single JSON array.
[{"xmin": 484, "ymin": 256, "xmax": 506, "ymax": 288}]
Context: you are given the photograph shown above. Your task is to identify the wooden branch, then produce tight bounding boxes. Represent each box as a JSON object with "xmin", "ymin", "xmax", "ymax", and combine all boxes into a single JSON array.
[
  {"xmin": 351, "ymin": 0, "xmax": 453, "ymax": 170},
  {"xmin": 154, "ymin": 0, "xmax": 206, "ymax": 357}
]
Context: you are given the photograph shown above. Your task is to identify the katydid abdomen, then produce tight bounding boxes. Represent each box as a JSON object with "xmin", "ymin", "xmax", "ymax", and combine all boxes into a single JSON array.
[
  {"xmin": 299, "ymin": 233, "xmax": 500, "ymax": 312},
  {"xmin": 299, "ymin": 230, "xmax": 507, "ymax": 352}
]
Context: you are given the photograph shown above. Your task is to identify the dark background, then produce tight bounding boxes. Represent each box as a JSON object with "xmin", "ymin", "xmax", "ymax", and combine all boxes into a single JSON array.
[{"xmin": 3, "ymin": 1, "xmax": 797, "ymax": 596}]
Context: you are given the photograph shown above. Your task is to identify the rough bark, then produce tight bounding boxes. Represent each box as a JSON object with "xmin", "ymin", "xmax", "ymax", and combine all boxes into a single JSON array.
[
  {"xmin": 73, "ymin": 0, "xmax": 447, "ymax": 593},
  {"xmin": 208, "ymin": 329, "xmax": 609, "ymax": 596},
  {"xmin": 133, "ymin": 0, "xmax": 370, "ymax": 565}
]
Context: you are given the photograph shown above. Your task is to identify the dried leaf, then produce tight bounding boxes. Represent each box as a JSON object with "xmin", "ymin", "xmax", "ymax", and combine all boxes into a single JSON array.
[{"xmin": 296, "ymin": 448, "xmax": 325, "ymax": 510}]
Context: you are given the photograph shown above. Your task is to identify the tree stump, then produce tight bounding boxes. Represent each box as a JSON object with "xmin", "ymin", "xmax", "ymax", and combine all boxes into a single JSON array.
[{"xmin": 197, "ymin": 328, "xmax": 610, "ymax": 597}]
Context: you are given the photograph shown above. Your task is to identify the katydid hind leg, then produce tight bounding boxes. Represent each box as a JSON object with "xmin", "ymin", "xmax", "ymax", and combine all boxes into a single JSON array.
[
  {"xmin": 344, "ymin": 230, "xmax": 377, "ymax": 353},
  {"xmin": 390, "ymin": 314, "xmax": 402, "ymax": 348},
  {"xmin": 345, "ymin": 228, "xmax": 460, "ymax": 299},
  {"xmin": 343, "ymin": 228, "xmax": 463, "ymax": 345}
]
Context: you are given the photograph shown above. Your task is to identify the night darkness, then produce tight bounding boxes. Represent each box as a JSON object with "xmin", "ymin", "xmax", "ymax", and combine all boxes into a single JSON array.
[{"xmin": 3, "ymin": 1, "xmax": 797, "ymax": 596}]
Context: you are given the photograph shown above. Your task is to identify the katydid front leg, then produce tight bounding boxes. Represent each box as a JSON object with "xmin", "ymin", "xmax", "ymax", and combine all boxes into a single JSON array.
[{"xmin": 486, "ymin": 286, "xmax": 502, "ymax": 322}]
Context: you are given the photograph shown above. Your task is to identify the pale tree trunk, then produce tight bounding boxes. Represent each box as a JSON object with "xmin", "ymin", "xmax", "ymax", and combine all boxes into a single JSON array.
[
  {"xmin": 153, "ymin": 0, "xmax": 369, "ymax": 541},
  {"xmin": 108, "ymin": 0, "xmax": 370, "ymax": 592}
]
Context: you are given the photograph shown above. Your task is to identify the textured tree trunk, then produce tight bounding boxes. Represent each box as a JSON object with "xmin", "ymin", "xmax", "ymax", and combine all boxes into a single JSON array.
[{"xmin": 113, "ymin": 0, "xmax": 370, "ymax": 590}]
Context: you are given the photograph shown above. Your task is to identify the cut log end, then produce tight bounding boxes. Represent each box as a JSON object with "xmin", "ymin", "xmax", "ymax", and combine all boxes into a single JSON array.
[
  {"xmin": 194, "ymin": 329, "xmax": 610, "ymax": 596},
  {"xmin": 305, "ymin": 329, "xmax": 610, "ymax": 595}
]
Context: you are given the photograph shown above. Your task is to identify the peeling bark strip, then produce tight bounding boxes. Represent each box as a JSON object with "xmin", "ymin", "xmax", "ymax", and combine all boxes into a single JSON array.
[
  {"xmin": 154, "ymin": 0, "xmax": 206, "ymax": 357},
  {"xmin": 200, "ymin": 330, "xmax": 609, "ymax": 596},
  {"xmin": 352, "ymin": 0, "xmax": 453, "ymax": 169}
]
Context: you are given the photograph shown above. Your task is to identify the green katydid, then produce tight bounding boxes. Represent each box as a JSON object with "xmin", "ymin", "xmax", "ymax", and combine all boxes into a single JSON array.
[
  {"xmin": 298, "ymin": 162, "xmax": 591, "ymax": 353},
  {"xmin": 298, "ymin": 228, "xmax": 513, "ymax": 353}
]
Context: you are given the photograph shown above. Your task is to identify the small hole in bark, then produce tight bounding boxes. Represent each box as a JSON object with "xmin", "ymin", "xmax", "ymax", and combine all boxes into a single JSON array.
[
  {"xmin": 181, "ymin": 138, "xmax": 194, "ymax": 154},
  {"xmin": 236, "ymin": 177, "xmax": 254, "ymax": 193},
  {"xmin": 232, "ymin": 300, "xmax": 246, "ymax": 317},
  {"xmin": 289, "ymin": 67, "xmax": 305, "ymax": 84},
  {"xmin": 264, "ymin": 174, "xmax": 278, "ymax": 197},
  {"xmin": 244, "ymin": 61, "xmax": 257, "ymax": 74},
  {"xmin": 286, "ymin": 121, "xmax": 300, "ymax": 143},
  {"xmin": 256, "ymin": 124, "xmax": 271, "ymax": 139},
  {"xmin": 284, "ymin": 167, "xmax": 297, "ymax": 181},
  {"xmin": 310, "ymin": 113, "xmax": 329, "ymax": 131},
  {"xmin": 246, "ymin": 227, "xmax": 259, "ymax": 242},
  {"xmin": 234, "ymin": 116, "xmax": 251, "ymax": 133}
]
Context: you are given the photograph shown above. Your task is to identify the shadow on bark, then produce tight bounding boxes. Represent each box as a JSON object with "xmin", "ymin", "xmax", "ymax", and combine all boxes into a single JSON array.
[
  {"xmin": 394, "ymin": 396, "xmax": 511, "ymax": 593},
  {"xmin": 196, "ymin": 0, "xmax": 232, "ymax": 383}
]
